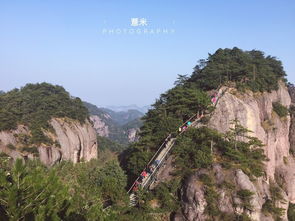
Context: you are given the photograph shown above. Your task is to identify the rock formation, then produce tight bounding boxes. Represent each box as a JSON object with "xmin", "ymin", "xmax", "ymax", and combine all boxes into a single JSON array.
[
  {"xmin": 90, "ymin": 115, "xmax": 110, "ymax": 137},
  {"xmin": 0, "ymin": 118, "xmax": 97, "ymax": 166},
  {"xmin": 176, "ymin": 82, "xmax": 295, "ymax": 221}
]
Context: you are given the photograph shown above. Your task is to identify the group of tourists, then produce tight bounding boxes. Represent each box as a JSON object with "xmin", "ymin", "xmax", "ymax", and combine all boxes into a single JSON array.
[
  {"xmin": 178, "ymin": 120, "xmax": 192, "ymax": 133},
  {"xmin": 132, "ymin": 159, "xmax": 160, "ymax": 192}
]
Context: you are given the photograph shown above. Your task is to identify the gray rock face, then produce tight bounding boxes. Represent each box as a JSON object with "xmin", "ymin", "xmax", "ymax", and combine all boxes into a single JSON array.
[
  {"xmin": 0, "ymin": 118, "xmax": 97, "ymax": 165},
  {"xmin": 90, "ymin": 115, "xmax": 110, "ymax": 137},
  {"xmin": 181, "ymin": 172, "xmax": 208, "ymax": 221},
  {"xmin": 289, "ymin": 116, "xmax": 295, "ymax": 154},
  {"xmin": 178, "ymin": 82, "xmax": 293, "ymax": 221},
  {"xmin": 38, "ymin": 146, "xmax": 62, "ymax": 166},
  {"xmin": 234, "ymin": 169, "xmax": 263, "ymax": 220},
  {"xmin": 289, "ymin": 84, "xmax": 295, "ymax": 158},
  {"xmin": 50, "ymin": 118, "xmax": 97, "ymax": 163},
  {"xmin": 126, "ymin": 128, "xmax": 139, "ymax": 142}
]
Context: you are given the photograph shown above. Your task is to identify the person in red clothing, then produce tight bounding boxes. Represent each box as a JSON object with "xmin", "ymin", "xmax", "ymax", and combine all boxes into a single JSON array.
[{"xmin": 140, "ymin": 170, "xmax": 147, "ymax": 179}]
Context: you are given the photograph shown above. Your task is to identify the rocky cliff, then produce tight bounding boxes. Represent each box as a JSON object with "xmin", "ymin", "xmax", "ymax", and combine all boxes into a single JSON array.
[
  {"xmin": 176, "ymin": 82, "xmax": 295, "ymax": 221},
  {"xmin": 0, "ymin": 118, "xmax": 97, "ymax": 166},
  {"xmin": 90, "ymin": 115, "xmax": 110, "ymax": 137},
  {"xmin": 89, "ymin": 113, "xmax": 141, "ymax": 144}
]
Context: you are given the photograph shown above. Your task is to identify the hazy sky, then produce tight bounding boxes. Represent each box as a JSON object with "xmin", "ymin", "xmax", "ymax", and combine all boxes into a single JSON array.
[{"xmin": 1, "ymin": 0, "xmax": 294, "ymax": 107}]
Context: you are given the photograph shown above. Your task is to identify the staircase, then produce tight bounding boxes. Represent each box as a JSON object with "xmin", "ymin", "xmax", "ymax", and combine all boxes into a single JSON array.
[{"xmin": 128, "ymin": 86, "xmax": 227, "ymax": 206}]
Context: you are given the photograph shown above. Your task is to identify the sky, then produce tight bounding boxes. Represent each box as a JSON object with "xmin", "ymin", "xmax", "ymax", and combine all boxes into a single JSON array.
[{"xmin": 0, "ymin": 0, "xmax": 294, "ymax": 107}]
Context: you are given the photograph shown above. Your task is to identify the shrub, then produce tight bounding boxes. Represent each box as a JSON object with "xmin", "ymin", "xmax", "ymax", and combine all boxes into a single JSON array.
[
  {"xmin": 7, "ymin": 143, "xmax": 16, "ymax": 150},
  {"xmin": 273, "ymin": 102, "xmax": 289, "ymax": 117},
  {"xmin": 288, "ymin": 203, "xmax": 295, "ymax": 221},
  {"xmin": 262, "ymin": 181, "xmax": 286, "ymax": 219},
  {"xmin": 21, "ymin": 146, "xmax": 39, "ymax": 155}
]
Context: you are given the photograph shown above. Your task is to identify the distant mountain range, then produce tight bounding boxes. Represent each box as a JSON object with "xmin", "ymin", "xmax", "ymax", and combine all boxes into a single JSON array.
[
  {"xmin": 105, "ymin": 104, "xmax": 151, "ymax": 114},
  {"xmin": 83, "ymin": 102, "xmax": 144, "ymax": 146},
  {"xmin": 100, "ymin": 108, "xmax": 144, "ymax": 126}
]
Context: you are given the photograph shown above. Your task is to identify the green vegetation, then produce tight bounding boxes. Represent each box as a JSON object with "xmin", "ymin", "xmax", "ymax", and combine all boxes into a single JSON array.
[
  {"xmin": 97, "ymin": 136, "xmax": 127, "ymax": 152},
  {"xmin": 237, "ymin": 189, "xmax": 254, "ymax": 211},
  {"xmin": 173, "ymin": 122, "xmax": 267, "ymax": 178},
  {"xmin": 151, "ymin": 180, "xmax": 180, "ymax": 212},
  {"xmin": 199, "ymin": 174, "xmax": 221, "ymax": 218},
  {"xmin": 262, "ymin": 181, "xmax": 286, "ymax": 220},
  {"xmin": 173, "ymin": 128, "xmax": 214, "ymax": 172},
  {"xmin": 0, "ymin": 160, "xmax": 69, "ymax": 221},
  {"xmin": 190, "ymin": 47, "xmax": 286, "ymax": 92},
  {"xmin": 0, "ymin": 158, "xmax": 128, "ymax": 220},
  {"xmin": 0, "ymin": 83, "xmax": 88, "ymax": 145},
  {"xmin": 272, "ymin": 102, "xmax": 289, "ymax": 118},
  {"xmin": 288, "ymin": 203, "xmax": 295, "ymax": 221},
  {"xmin": 21, "ymin": 146, "xmax": 39, "ymax": 156},
  {"xmin": 7, "ymin": 144, "xmax": 16, "ymax": 150}
]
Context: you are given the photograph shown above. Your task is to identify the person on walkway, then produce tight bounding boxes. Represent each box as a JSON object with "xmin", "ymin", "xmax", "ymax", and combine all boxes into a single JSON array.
[
  {"xmin": 211, "ymin": 95, "xmax": 217, "ymax": 105},
  {"xmin": 147, "ymin": 166, "xmax": 153, "ymax": 175},
  {"xmin": 133, "ymin": 184, "xmax": 139, "ymax": 192},
  {"xmin": 187, "ymin": 121, "xmax": 192, "ymax": 126},
  {"xmin": 154, "ymin": 159, "xmax": 160, "ymax": 167},
  {"xmin": 178, "ymin": 127, "xmax": 182, "ymax": 133},
  {"xmin": 212, "ymin": 92, "xmax": 219, "ymax": 105},
  {"xmin": 200, "ymin": 111, "xmax": 204, "ymax": 118},
  {"xmin": 141, "ymin": 170, "xmax": 147, "ymax": 179}
]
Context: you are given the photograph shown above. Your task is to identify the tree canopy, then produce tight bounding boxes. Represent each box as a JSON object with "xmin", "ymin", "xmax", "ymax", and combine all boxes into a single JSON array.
[{"xmin": 189, "ymin": 47, "xmax": 286, "ymax": 92}]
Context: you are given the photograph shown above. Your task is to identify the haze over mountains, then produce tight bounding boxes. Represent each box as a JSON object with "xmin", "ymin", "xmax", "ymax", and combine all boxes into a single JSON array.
[
  {"xmin": 83, "ymin": 101, "xmax": 143, "ymax": 145},
  {"xmin": 105, "ymin": 104, "xmax": 150, "ymax": 114}
]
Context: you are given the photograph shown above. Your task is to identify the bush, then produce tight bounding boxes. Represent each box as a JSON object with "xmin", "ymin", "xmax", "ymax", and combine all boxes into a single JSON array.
[
  {"xmin": 237, "ymin": 189, "xmax": 254, "ymax": 211},
  {"xmin": 273, "ymin": 102, "xmax": 289, "ymax": 117},
  {"xmin": 7, "ymin": 144, "xmax": 16, "ymax": 150},
  {"xmin": 262, "ymin": 181, "xmax": 286, "ymax": 219},
  {"xmin": 21, "ymin": 146, "xmax": 39, "ymax": 155}
]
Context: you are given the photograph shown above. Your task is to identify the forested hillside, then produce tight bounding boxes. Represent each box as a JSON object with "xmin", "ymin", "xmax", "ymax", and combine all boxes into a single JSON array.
[{"xmin": 0, "ymin": 83, "xmax": 88, "ymax": 144}]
